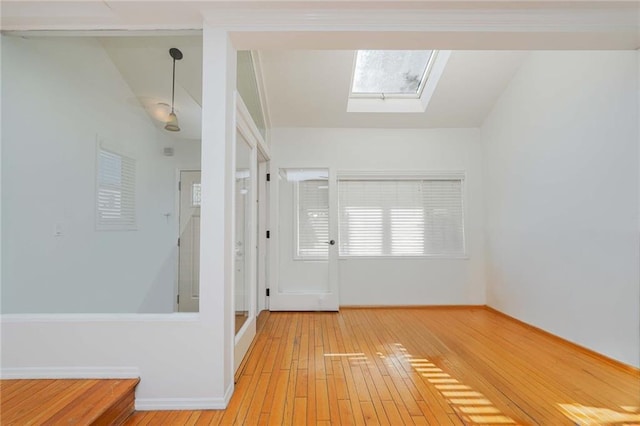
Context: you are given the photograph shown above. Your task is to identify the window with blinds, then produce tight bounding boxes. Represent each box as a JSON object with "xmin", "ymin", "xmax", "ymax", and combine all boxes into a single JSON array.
[
  {"xmin": 338, "ymin": 178, "xmax": 464, "ymax": 257},
  {"xmin": 296, "ymin": 180, "xmax": 329, "ymax": 259},
  {"xmin": 96, "ymin": 148, "xmax": 136, "ymax": 230}
]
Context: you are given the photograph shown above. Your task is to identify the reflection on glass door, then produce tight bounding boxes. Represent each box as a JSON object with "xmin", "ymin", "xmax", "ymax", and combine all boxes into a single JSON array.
[{"xmin": 235, "ymin": 133, "xmax": 252, "ymax": 333}]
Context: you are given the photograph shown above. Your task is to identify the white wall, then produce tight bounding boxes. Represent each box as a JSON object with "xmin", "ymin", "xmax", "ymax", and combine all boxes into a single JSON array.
[
  {"xmin": 482, "ymin": 51, "xmax": 640, "ymax": 367},
  {"xmin": 1, "ymin": 36, "xmax": 200, "ymax": 314},
  {"xmin": 1, "ymin": 28, "xmax": 235, "ymax": 409},
  {"xmin": 271, "ymin": 127, "xmax": 486, "ymax": 306}
]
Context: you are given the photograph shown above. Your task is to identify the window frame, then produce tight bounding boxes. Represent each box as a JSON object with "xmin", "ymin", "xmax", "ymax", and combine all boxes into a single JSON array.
[
  {"xmin": 336, "ymin": 171, "xmax": 467, "ymax": 260},
  {"xmin": 95, "ymin": 142, "xmax": 137, "ymax": 231}
]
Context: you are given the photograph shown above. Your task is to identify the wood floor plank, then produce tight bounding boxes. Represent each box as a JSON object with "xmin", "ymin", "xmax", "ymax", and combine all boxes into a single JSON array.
[
  {"xmin": 337, "ymin": 398, "xmax": 356, "ymax": 425},
  {"xmin": 292, "ymin": 397, "xmax": 307, "ymax": 425},
  {"xmin": 315, "ymin": 379, "xmax": 331, "ymax": 421}
]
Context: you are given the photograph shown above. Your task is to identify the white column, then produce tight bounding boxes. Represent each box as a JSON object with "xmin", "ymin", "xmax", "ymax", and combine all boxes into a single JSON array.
[{"xmin": 200, "ymin": 24, "xmax": 237, "ymax": 400}]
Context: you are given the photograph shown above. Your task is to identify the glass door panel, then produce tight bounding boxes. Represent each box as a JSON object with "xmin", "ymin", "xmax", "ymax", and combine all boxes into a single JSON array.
[
  {"xmin": 272, "ymin": 168, "xmax": 338, "ymax": 311},
  {"xmin": 235, "ymin": 132, "xmax": 252, "ymax": 333}
]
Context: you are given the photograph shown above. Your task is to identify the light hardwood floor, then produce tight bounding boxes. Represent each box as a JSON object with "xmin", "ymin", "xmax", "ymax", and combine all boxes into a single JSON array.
[{"xmin": 124, "ymin": 307, "xmax": 640, "ymax": 425}]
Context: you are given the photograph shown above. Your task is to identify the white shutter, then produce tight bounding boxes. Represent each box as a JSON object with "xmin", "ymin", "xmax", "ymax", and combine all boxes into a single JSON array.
[
  {"xmin": 338, "ymin": 177, "xmax": 464, "ymax": 257},
  {"xmin": 96, "ymin": 148, "xmax": 136, "ymax": 230},
  {"xmin": 296, "ymin": 180, "xmax": 329, "ymax": 259}
]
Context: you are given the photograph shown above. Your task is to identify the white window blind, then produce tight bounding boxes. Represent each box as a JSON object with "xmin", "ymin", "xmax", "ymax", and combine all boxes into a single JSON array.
[
  {"xmin": 338, "ymin": 178, "xmax": 464, "ymax": 257},
  {"xmin": 296, "ymin": 180, "xmax": 329, "ymax": 259},
  {"xmin": 96, "ymin": 148, "xmax": 136, "ymax": 230}
]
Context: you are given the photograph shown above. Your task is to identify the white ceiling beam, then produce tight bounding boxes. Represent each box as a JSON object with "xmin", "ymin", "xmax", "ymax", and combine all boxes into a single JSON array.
[{"xmin": 2, "ymin": 1, "xmax": 638, "ymax": 49}]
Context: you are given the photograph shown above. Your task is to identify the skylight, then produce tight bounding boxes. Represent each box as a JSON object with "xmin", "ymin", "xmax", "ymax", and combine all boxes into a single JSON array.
[
  {"xmin": 347, "ymin": 50, "xmax": 450, "ymax": 113},
  {"xmin": 351, "ymin": 50, "xmax": 434, "ymax": 97}
]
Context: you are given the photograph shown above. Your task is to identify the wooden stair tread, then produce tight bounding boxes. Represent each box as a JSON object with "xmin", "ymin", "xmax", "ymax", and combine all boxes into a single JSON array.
[{"xmin": 0, "ymin": 378, "xmax": 139, "ymax": 425}]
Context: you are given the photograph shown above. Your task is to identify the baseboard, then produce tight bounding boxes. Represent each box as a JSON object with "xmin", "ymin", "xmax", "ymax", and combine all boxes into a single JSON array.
[
  {"xmin": 340, "ymin": 304, "xmax": 485, "ymax": 309},
  {"xmin": 484, "ymin": 305, "xmax": 640, "ymax": 376},
  {"xmin": 135, "ymin": 383, "xmax": 234, "ymax": 411},
  {"xmin": 0, "ymin": 366, "xmax": 140, "ymax": 379}
]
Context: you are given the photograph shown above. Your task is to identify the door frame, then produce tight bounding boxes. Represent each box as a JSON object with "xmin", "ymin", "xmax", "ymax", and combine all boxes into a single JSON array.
[
  {"xmin": 257, "ymin": 157, "xmax": 270, "ymax": 313},
  {"xmin": 234, "ymin": 94, "xmax": 271, "ymax": 371}
]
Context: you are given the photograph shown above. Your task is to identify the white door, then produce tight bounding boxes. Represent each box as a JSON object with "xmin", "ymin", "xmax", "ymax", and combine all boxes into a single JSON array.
[
  {"xmin": 270, "ymin": 167, "xmax": 338, "ymax": 311},
  {"xmin": 178, "ymin": 170, "xmax": 201, "ymax": 312}
]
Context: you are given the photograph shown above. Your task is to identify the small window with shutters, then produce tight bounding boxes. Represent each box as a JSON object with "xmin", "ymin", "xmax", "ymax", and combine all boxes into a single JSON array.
[
  {"xmin": 96, "ymin": 147, "xmax": 136, "ymax": 230},
  {"xmin": 295, "ymin": 180, "xmax": 329, "ymax": 260},
  {"xmin": 338, "ymin": 175, "xmax": 465, "ymax": 257}
]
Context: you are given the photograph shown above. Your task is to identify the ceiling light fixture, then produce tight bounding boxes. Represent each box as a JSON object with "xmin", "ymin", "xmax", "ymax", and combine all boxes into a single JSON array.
[{"xmin": 165, "ymin": 47, "xmax": 183, "ymax": 132}]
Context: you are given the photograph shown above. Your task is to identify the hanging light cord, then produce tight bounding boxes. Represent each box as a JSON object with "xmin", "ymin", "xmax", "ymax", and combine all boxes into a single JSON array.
[{"xmin": 171, "ymin": 56, "xmax": 176, "ymax": 114}]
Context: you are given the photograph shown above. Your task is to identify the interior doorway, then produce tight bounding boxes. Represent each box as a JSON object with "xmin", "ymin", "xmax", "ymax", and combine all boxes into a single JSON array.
[{"xmin": 177, "ymin": 170, "xmax": 201, "ymax": 313}]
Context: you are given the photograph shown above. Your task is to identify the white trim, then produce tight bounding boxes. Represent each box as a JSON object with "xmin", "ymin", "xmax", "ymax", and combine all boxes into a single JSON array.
[
  {"xmin": 5, "ymin": 29, "xmax": 203, "ymax": 37},
  {"xmin": 0, "ymin": 313, "xmax": 199, "ymax": 323},
  {"xmin": 234, "ymin": 316, "xmax": 256, "ymax": 371},
  {"xmin": 419, "ymin": 50, "xmax": 451, "ymax": 111},
  {"xmin": 257, "ymin": 160, "xmax": 270, "ymax": 313},
  {"xmin": 236, "ymin": 92, "xmax": 270, "ymax": 161},
  {"xmin": 135, "ymin": 384, "xmax": 234, "ymax": 410},
  {"xmin": 250, "ymin": 50, "xmax": 271, "ymax": 136},
  {"xmin": 203, "ymin": 7, "xmax": 636, "ymax": 32},
  {"xmin": 0, "ymin": 367, "xmax": 140, "ymax": 379}
]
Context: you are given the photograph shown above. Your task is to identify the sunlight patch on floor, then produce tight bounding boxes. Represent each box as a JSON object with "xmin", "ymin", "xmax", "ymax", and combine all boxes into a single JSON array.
[
  {"xmin": 392, "ymin": 343, "xmax": 519, "ymax": 425},
  {"xmin": 435, "ymin": 385, "xmax": 471, "ymax": 390},
  {"xmin": 558, "ymin": 403, "xmax": 640, "ymax": 425}
]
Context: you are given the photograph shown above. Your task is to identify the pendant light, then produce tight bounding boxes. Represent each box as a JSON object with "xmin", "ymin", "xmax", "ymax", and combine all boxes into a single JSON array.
[{"xmin": 165, "ymin": 48, "xmax": 183, "ymax": 132}]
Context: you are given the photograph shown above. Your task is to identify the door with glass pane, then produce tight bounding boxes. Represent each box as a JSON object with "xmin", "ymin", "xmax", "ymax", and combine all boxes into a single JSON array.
[{"xmin": 271, "ymin": 168, "xmax": 338, "ymax": 311}]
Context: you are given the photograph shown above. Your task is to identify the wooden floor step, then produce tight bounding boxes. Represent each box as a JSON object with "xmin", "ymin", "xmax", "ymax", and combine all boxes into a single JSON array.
[{"xmin": 0, "ymin": 378, "xmax": 139, "ymax": 425}]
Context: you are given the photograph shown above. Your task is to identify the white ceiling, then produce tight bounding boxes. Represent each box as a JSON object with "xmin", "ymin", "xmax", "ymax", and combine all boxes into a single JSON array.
[{"xmin": 259, "ymin": 50, "xmax": 528, "ymax": 128}]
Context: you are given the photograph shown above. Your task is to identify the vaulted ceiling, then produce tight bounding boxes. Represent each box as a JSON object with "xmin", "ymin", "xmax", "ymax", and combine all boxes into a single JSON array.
[
  {"xmin": 258, "ymin": 50, "xmax": 528, "ymax": 128},
  {"xmin": 5, "ymin": 0, "xmax": 638, "ymax": 138},
  {"xmin": 100, "ymin": 36, "xmax": 527, "ymax": 133}
]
